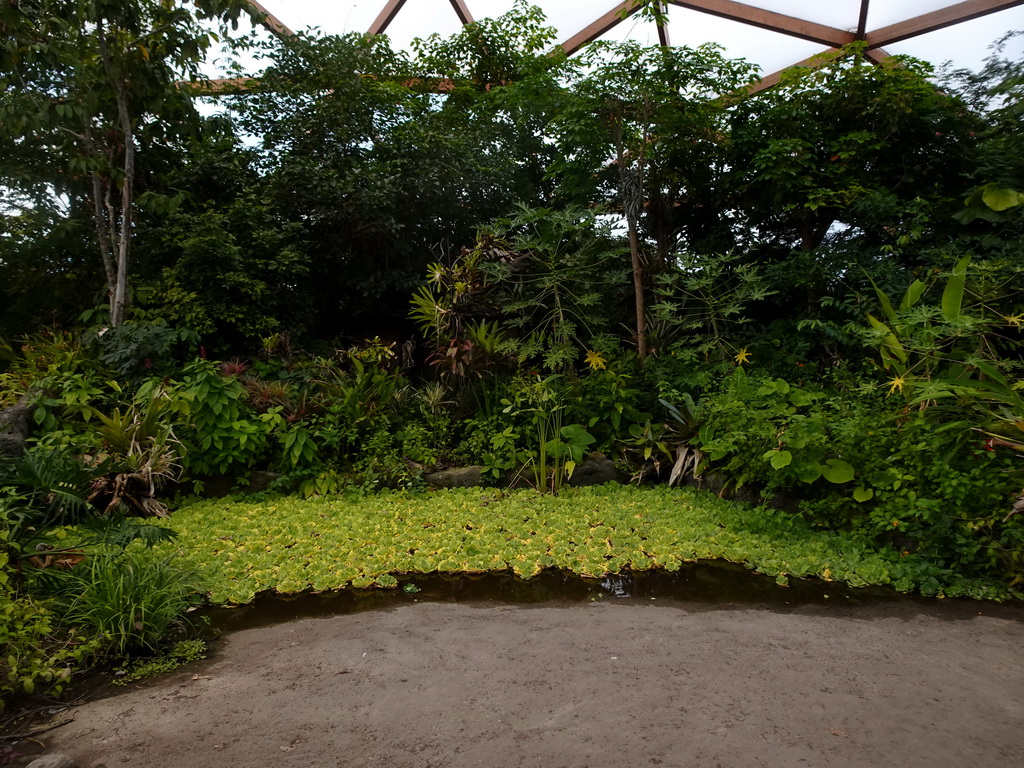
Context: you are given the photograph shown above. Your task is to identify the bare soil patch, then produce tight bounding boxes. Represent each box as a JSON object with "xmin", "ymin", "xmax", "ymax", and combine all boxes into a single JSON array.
[{"xmin": 21, "ymin": 595, "xmax": 1024, "ymax": 768}]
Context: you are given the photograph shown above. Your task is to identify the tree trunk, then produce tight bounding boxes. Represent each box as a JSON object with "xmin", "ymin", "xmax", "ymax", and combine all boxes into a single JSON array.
[
  {"xmin": 610, "ymin": 111, "xmax": 648, "ymax": 359},
  {"xmin": 83, "ymin": 122, "xmax": 118, "ymax": 315},
  {"xmin": 626, "ymin": 218, "xmax": 647, "ymax": 358},
  {"xmin": 96, "ymin": 14, "xmax": 135, "ymax": 328}
]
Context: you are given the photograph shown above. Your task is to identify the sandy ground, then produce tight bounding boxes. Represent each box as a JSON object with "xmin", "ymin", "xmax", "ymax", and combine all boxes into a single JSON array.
[{"xmin": 19, "ymin": 593, "xmax": 1024, "ymax": 768}]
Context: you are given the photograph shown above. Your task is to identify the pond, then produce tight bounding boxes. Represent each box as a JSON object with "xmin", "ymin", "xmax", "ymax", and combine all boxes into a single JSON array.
[{"xmin": 201, "ymin": 561, "xmax": 901, "ymax": 635}]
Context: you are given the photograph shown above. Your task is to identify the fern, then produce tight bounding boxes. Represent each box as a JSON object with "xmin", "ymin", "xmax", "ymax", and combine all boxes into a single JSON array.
[{"xmin": 4, "ymin": 447, "xmax": 101, "ymax": 533}]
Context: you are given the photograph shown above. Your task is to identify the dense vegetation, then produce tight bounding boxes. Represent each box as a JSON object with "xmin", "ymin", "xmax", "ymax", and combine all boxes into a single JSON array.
[
  {"xmin": 163, "ymin": 486, "xmax": 1015, "ymax": 604},
  {"xmin": 1, "ymin": 0, "xmax": 1022, "ymax": 708}
]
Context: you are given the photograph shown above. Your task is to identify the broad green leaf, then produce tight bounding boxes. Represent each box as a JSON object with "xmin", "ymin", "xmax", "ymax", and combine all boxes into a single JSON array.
[
  {"xmin": 864, "ymin": 273, "xmax": 898, "ymax": 326},
  {"xmin": 941, "ymin": 255, "xmax": 970, "ymax": 323},
  {"xmin": 822, "ymin": 459, "xmax": 855, "ymax": 484},
  {"xmin": 769, "ymin": 450, "xmax": 792, "ymax": 470},
  {"xmin": 853, "ymin": 487, "xmax": 874, "ymax": 502},
  {"xmin": 899, "ymin": 280, "xmax": 927, "ymax": 312},
  {"xmin": 981, "ymin": 184, "xmax": 1023, "ymax": 212}
]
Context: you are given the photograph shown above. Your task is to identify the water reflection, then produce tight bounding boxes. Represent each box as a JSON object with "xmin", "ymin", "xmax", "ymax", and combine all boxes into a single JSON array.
[
  {"xmin": 600, "ymin": 574, "xmax": 632, "ymax": 598},
  {"xmin": 202, "ymin": 562, "xmax": 896, "ymax": 635}
]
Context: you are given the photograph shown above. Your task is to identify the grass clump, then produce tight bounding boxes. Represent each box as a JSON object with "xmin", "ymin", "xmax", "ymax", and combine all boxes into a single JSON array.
[
  {"xmin": 40, "ymin": 548, "xmax": 204, "ymax": 655},
  {"xmin": 164, "ymin": 485, "xmax": 1016, "ymax": 604}
]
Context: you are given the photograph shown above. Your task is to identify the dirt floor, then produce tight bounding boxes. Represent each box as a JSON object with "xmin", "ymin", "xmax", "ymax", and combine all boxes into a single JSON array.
[{"xmin": 16, "ymin": 589, "xmax": 1024, "ymax": 768}]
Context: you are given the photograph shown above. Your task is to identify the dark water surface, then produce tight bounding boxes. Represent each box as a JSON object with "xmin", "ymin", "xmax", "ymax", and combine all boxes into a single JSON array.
[{"xmin": 199, "ymin": 563, "xmax": 925, "ymax": 635}]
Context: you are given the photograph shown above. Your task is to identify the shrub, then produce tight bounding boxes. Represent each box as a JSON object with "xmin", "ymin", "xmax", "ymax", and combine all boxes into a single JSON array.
[
  {"xmin": 0, "ymin": 587, "xmax": 103, "ymax": 708},
  {"xmin": 42, "ymin": 548, "xmax": 204, "ymax": 655},
  {"xmin": 692, "ymin": 368, "xmax": 1024, "ymax": 581}
]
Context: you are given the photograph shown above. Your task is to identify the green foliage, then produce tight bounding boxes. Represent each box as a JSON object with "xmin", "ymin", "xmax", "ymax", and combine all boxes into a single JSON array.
[
  {"xmin": 0, "ymin": 331, "xmax": 110, "ymax": 418},
  {"xmin": 570, "ymin": 364, "xmax": 651, "ymax": 453},
  {"xmin": 693, "ymin": 368, "xmax": 1023, "ymax": 580},
  {"xmin": 412, "ymin": 206, "xmax": 625, "ymax": 373},
  {"xmin": 695, "ymin": 369, "xmax": 852, "ymax": 490},
  {"xmin": 729, "ymin": 44, "xmax": 977, "ymax": 254},
  {"xmin": 649, "ymin": 251, "xmax": 776, "ymax": 360},
  {"xmin": 0, "ymin": 447, "xmax": 101, "ymax": 554},
  {"xmin": 41, "ymin": 547, "xmax": 204, "ymax": 656},
  {"xmin": 499, "ymin": 374, "xmax": 597, "ymax": 491},
  {"xmin": 0, "ymin": 586, "xmax": 103, "ymax": 708},
  {"xmin": 113, "ymin": 639, "xmax": 207, "ymax": 685},
  {"xmin": 411, "ymin": 0, "xmax": 557, "ymax": 84},
  {"xmin": 226, "ymin": 19, "xmax": 557, "ymax": 339},
  {"xmin": 0, "ymin": 0, "xmax": 255, "ymax": 326},
  {"xmin": 163, "ymin": 486, "xmax": 1015, "ymax": 605},
  {"xmin": 174, "ymin": 360, "xmax": 280, "ymax": 477},
  {"xmin": 141, "ymin": 208, "xmax": 307, "ymax": 346},
  {"xmin": 91, "ymin": 320, "xmax": 199, "ymax": 380}
]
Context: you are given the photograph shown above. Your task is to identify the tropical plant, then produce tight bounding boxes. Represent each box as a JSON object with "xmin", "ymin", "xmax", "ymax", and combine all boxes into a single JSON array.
[
  {"xmin": 549, "ymin": 40, "xmax": 758, "ymax": 356},
  {"xmin": 0, "ymin": 582, "xmax": 103, "ymax": 706},
  {"xmin": 85, "ymin": 382, "xmax": 183, "ymax": 517},
  {"xmin": 172, "ymin": 359, "xmax": 282, "ymax": 478},
  {"xmin": 500, "ymin": 374, "xmax": 596, "ymax": 492},
  {"xmin": 40, "ymin": 547, "xmax": 203, "ymax": 655}
]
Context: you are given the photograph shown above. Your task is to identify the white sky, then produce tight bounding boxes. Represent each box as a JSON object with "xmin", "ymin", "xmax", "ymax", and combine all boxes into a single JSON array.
[{"xmin": 219, "ymin": 0, "xmax": 1023, "ymax": 77}]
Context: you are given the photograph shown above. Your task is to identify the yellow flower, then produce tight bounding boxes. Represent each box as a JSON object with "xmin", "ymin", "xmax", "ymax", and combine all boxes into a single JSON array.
[
  {"xmin": 734, "ymin": 347, "xmax": 751, "ymax": 365},
  {"xmin": 887, "ymin": 375, "xmax": 906, "ymax": 395},
  {"xmin": 585, "ymin": 350, "xmax": 607, "ymax": 370}
]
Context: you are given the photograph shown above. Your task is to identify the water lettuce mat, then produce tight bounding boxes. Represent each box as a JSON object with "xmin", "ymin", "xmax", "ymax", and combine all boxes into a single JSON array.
[{"xmin": 163, "ymin": 485, "xmax": 1013, "ymax": 604}]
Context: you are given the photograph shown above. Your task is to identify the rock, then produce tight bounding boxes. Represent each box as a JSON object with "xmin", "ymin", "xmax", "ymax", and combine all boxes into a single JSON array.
[
  {"xmin": 243, "ymin": 470, "xmax": 282, "ymax": 494},
  {"xmin": 0, "ymin": 395, "xmax": 32, "ymax": 457},
  {"xmin": 26, "ymin": 754, "xmax": 81, "ymax": 768},
  {"xmin": 424, "ymin": 466, "xmax": 485, "ymax": 488},
  {"xmin": 567, "ymin": 453, "xmax": 629, "ymax": 487},
  {"xmin": 192, "ymin": 470, "xmax": 287, "ymax": 498}
]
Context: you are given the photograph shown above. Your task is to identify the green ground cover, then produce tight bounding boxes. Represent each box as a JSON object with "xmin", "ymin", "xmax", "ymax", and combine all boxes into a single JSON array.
[{"xmin": 164, "ymin": 485, "xmax": 1013, "ymax": 604}]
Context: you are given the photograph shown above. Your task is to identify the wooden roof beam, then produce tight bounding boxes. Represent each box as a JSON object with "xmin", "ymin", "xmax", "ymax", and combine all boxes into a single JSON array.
[
  {"xmin": 187, "ymin": 76, "xmax": 258, "ymax": 94},
  {"xmin": 867, "ymin": 0, "xmax": 1024, "ymax": 48},
  {"xmin": 244, "ymin": 0, "xmax": 295, "ymax": 37},
  {"xmin": 657, "ymin": 1, "xmax": 671, "ymax": 47},
  {"xmin": 666, "ymin": 0, "xmax": 855, "ymax": 47},
  {"xmin": 856, "ymin": 0, "xmax": 871, "ymax": 38},
  {"xmin": 865, "ymin": 47, "xmax": 892, "ymax": 64},
  {"xmin": 369, "ymin": 0, "xmax": 410, "ymax": 36},
  {"xmin": 449, "ymin": 0, "xmax": 474, "ymax": 26},
  {"xmin": 559, "ymin": 1, "xmax": 644, "ymax": 56}
]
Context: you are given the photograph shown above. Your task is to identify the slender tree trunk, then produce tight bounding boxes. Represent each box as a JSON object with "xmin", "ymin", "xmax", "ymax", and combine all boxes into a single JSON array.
[
  {"xmin": 112, "ymin": 117, "xmax": 134, "ymax": 328},
  {"xmin": 626, "ymin": 218, "xmax": 647, "ymax": 358},
  {"xmin": 96, "ymin": 13, "xmax": 135, "ymax": 328},
  {"xmin": 610, "ymin": 109, "xmax": 648, "ymax": 359},
  {"xmin": 88, "ymin": 165, "xmax": 117, "ymax": 291},
  {"xmin": 83, "ymin": 123, "xmax": 118, "ymax": 315}
]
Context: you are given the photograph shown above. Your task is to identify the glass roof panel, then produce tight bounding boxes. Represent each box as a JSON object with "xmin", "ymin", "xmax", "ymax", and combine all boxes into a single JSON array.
[
  {"xmin": 247, "ymin": 0, "xmax": 1021, "ymax": 74},
  {"xmin": 272, "ymin": 0, "xmax": 376, "ymax": 35},
  {"xmin": 376, "ymin": 0, "xmax": 467, "ymax": 50},
  {"xmin": 866, "ymin": 0, "xmax": 979, "ymax": 31},
  {"xmin": 886, "ymin": 7, "xmax": 1024, "ymax": 71},
  {"xmin": 665, "ymin": 5, "xmax": 827, "ymax": 75},
  {"xmin": 730, "ymin": 0, "xmax": 863, "ymax": 31},
  {"xmin": 533, "ymin": 0, "xmax": 624, "ymax": 43}
]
